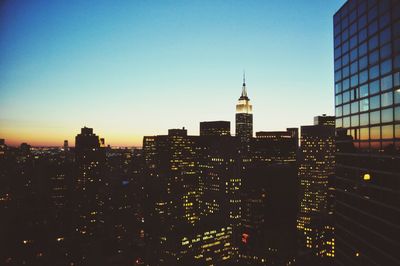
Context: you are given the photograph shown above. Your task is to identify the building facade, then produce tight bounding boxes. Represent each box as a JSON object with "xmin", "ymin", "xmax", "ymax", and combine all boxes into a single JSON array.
[
  {"xmin": 333, "ymin": 1, "xmax": 400, "ymax": 264},
  {"xmin": 297, "ymin": 120, "xmax": 335, "ymax": 264}
]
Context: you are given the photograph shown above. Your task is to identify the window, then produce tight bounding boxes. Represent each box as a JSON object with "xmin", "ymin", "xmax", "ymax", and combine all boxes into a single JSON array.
[
  {"xmin": 358, "ymin": 14, "xmax": 367, "ymax": 29},
  {"xmin": 351, "ymin": 101, "xmax": 359, "ymax": 113},
  {"xmin": 335, "ymin": 58, "xmax": 342, "ymax": 70},
  {"xmin": 342, "ymin": 41, "xmax": 349, "ymax": 54},
  {"xmin": 343, "ymin": 104, "xmax": 350, "ymax": 115},
  {"xmin": 395, "ymin": 88, "xmax": 400, "ymax": 104},
  {"xmin": 360, "ymin": 70, "xmax": 368, "ymax": 84},
  {"xmin": 380, "ymin": 43, "xmax": 391, "ymax": 59},
  {"xmin": 360, "ymin": 84, "xmax": 369, "ymax": 98},
  {"xmin": 343, "ymin": 116, "xmax": 350, "ymax": 128},
  {"xmin": 370, "ymin": 95, "xmax": 380, "ymax": 110},
  {"xmin": 370, "ymin": 126, "xmax": 380, "ymax": 140},
  {"xmin": 381, "ymin": 59, "xmax": 392, "ymax": 75},
  {"xmin": 336, "ymin": 118, "xmax": 343, "ymax": 128},
  {"xmin": 335, "ymin": 82, "xmax": 342, "ymax": 94},
  {"xmin": 359, "ymin": 56, "xmax": 368, "ymax": 71},
  {"xmin": 342, "ymin": 53, "xmax": 350, "ymax": 66},
  {"xmin": 336, "ymin": 106, "xmax": 342, "ymax": 117},
  {"xmin": 350, "ymin": 35, "xmax": 357, "ymax": 49},
  {"xmin": 395, "ymin": 125, "xmax": 400, "ymax": 138},
  {"xmin": 369, "ymin": 50, "xmax": 379, "ymax": 65},
  {"xmin": 368, "ymin": 35, "xmax": 379, "ymax": 51},
  {"xmin": 341, "ymin": 16, "xmax": 349, "ymax": 30},
  {"xmin": 336, "ymin": 94, "xmax": 342, "ymax": 105},
  {"xmin": 359, "ymin": 42, "xmax": 367, "ymax": 56},
  {"xmin": 351, "ymin": 74, "xmax": 358, "ymax": 87},
  {"xmin": 396, "ymin": 107, "xmax": 400, "ymax": 122},
  {"xmin": 343, "ymin": 78, "xmax": 350, "ymax": 91},
  {"xmin": 335, "ymin": 35, "xmax": 341, "ymax": 48},
  {"xmin": 368, "ymin": 20, "xmax": 378, "ymax": 36},
  {"xmin": 370, "ymin": 111, "xmax": 380, "ymax": 124},
  {"xmin": 381, "ymin": 92, "xmax": 393, "ymax": 107},
  {"xmin": 394, "ymin": 72, "xmax": 400, "ymax": 87},
  {"xmin": 351, "ymin": 115, "xmax": 359, "ymax": 127},
  {"xmin": 380, "ymin": 27, "xmax": 391, "ymax": 45},
  {"xmin": 360, "ymin": 127, "xmax": 369, "ymax": 140},
  {"xmin": 342, "ymin": 28, "xmax": 349, "ymax": 41},
  {"xmin": 380, "ymin": 12, "xmax": 390, "ymax": 29},
  {"xmin": 360, "ymin": 113, "xmax": 369, "ymax": 126},
  {"xmin": 382, "ymin": 125, "xmax": 393, "ymax": 139},
  {"xmin": 343, "ymin": 91, "xmax": 350, "ymax": 103},
  {"xmin": 369, "ymin": 65, "xmax": 379, "ymax": 80},
  {"xmin": 394, "ymin": 55, "xmax": 400, "ymax": 70},
  {"xmin": 381, "ymin": 75, "xmax": 393, "ymax": 91},
  {"xmin": 358, "ymin": 2, "xmax": 366, "ymax": 16},
  {"xmin": 368, "ymin": 6, "xmax": 378, "ymax": 22},
  {"xmin": 382, "ymin": 108, "xmax": 393, "ymax": 123},
  {"xmin": 358, "ymin": 28, "xmax": 367, "ymax": 43},
  {"xmin": 349, "ymin": 22, "xmax": 357, "ymax": 36},
  {"xmin": 369, "ymin": 80, "xmax": 380, "ymax": 95},
  {"xmin": 335, "ymin": 46, "xmax": 342, "ymax": 59},
  {"xmin": 335, "ymin": 70, "xmax": 342, "ymax": 82},
  {"xmin": 350, "ymin": 48, "xmax": 358, "ymax": 62},
  {"xmin": 394, "ymin": 20, "xmax": 400, "ymax": 38},
  {"xmin": 360, "ymin": 98, "xmax": 369, "ymax": 112},
  {"xmin": 334, "ymin": 23, "xmax": 341, "ymax": 36},
  {"xmin": 342, "ymin": 65, "xmax": 350, "ymax": 78},
  {"xmin": 351, "ymin": 61, "xmax": 358, "ymax": 74}
]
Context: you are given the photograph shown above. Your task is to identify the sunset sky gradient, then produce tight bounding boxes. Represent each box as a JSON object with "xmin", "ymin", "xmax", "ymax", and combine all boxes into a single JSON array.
[{"xmin": 0, "ymin": 0, "xmax": 345, "ymax": 147}]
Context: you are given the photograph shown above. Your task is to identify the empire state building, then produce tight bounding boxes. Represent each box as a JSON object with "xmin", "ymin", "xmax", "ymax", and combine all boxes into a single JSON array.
[{"xmin": 235, "ymin": 74, "xmax": 253, "ymax": 148}]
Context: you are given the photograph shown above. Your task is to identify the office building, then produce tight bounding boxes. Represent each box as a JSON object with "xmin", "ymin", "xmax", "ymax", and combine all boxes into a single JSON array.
[
  {"xmin": 236, "ymin": 74, "xmax": 253, "ymax": 150},
  {"xmin": 200, "ymin": 121, "xmax": 231, "ymax": 136},
  {"xmin": 240, "ymin": 129, "xmax": 298, "ymax": 265},
  {"xmin": 297, "ymin": 121, "xmax": 335, "ymax": 263},
  {"xmin": 333, "ymin": 1, "xmax": 400, "ymax": 264}
]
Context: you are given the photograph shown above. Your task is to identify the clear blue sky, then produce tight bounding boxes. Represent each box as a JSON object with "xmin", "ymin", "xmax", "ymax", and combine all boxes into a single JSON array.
[{"xmin": 0, "ymin": 0, "xmax": 345, "ymax": 146}]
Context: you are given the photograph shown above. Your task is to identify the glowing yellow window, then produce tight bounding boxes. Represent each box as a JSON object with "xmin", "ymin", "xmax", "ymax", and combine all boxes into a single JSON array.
[{"xmin": 363, "ymin": 173, "xmax": 371, "ymax": 181}]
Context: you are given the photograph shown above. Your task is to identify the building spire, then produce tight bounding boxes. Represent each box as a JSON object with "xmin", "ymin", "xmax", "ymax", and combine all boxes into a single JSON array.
[{"xmin": 241, "ymin": 71, "xmax": 248, "ymax": 98}]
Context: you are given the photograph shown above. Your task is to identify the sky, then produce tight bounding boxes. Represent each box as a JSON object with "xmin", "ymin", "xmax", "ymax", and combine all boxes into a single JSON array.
[{"xmin": 0, "ymin": 0, "xmax": 346, "ymax": 147}]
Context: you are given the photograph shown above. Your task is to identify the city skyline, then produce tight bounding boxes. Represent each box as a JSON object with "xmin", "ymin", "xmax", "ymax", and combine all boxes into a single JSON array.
[{"xmin": 0, "ymin": 0, "xmax": 345, "ymax": 147}]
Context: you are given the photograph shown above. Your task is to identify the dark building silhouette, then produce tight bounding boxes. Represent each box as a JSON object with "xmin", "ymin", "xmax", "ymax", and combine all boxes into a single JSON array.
[
  {"xmin": 72, "ymin": 126, "xmax": 107, "ymax": 264},
  {"xmin": 239, "ymin": 129, "xmax": 298, "ymax": 265},
  {"xmin": 297, "ymin": 119, "xmax": 335, "ymax": 264},
  {"xmin": 200, "ymin": 121, "xmax": 231, "ymax": 136},
  {"xmin": 314, "ymin": 114, "xmax": 335, "ymax": 126},
  {"xmin": 333, "ymin": 1, "xmax": 400, "ymax": 264},
  {"xmin": 143, "ymin": 127, "xmax": 240, "ymax": 265}
]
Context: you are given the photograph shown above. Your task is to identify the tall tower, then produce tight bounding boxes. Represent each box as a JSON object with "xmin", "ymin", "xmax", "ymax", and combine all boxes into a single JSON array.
[
  {"xmin": 333, "ymin": 1, "xmax": 400, "ymax": 265},
  {"xmin": 236, "ymin": 73, "xmax": 253, "ymax": 149}
]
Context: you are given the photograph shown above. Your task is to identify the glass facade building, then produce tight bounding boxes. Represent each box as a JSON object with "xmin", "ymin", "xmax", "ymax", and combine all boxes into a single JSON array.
[{"xmin": 333, "ymin": 0, "xmax": 400, "ymax": 265}]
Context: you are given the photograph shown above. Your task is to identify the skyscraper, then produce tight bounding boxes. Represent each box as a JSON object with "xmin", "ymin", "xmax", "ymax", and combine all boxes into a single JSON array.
[
  {"xmin": 143, "ymin": 127, "xmax": 239, "ymax": 265},
  {"xmin": 240, "ymin": 129, "xmax": 298, "ymax": 265},
  {"xmin": 333, "ymin": 1, "xmax": 400, "ymax": 264},
  {"xmin": 297, "ymin": 119, "xmax": 335, "ymax": 263},
  {"xmin": 236, "ymin": 74, "xmax": 253, "ymax": 150},
  {"xmin": 72, "ymin": 127, "xmax": 107, "ymax": 264}
]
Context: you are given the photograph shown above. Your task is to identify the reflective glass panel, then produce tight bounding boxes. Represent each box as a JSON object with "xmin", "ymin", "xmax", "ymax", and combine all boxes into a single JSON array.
[
  {"xmin": 370, "ymin": 111, "xmax": 380, "ymax": 124},
  {"xmin": 382, "ymin": 125, "xmax": 393, "ymax": 139},
  {"xmin": 351, "ymin": 101, "xmax": 359, "ymax": 114},
  {"xmin": 351, "ymin": 115, "xmax": 359, "ymax": 127},
  {"xmin": 370, "ymin": 95, "xmax": 380, "ymax": 110},
  {"xmin": 369, "ymin": 65, "xmax": 379, "ymax": 80},
  {"xmin": 369, "ymin": 80, "xmax": 380, "ymax": 95},
  {"xmin": 381, "ymin": 75, "xmax": 393, "ymax": 91},
  {"xmin": 370, "ymin": 126, "xmax": 380, "ymax": 140},
  {"xmin": 360, "ymin": 84, "xmax": 369, "ymax": 97},
  {"xmin": 360, "ymin": 113, "xmax": 369, "ymax": 126},
  {"xmin": 360, "ymin": 127, "xmax": 369, "ymax": 140},
  {"xmin": 381, "ymin": 59, "xmax": 392, "ymax": 75},
  {"xmin": 381, "ymin": 92, "xmax": 393, "ymax": 107},
  {"xmin": 360, "ymin": 98, "xmax": 369, "ymax": 111},
  {"xmin": 382, "ymin": 108, "xmax": 393, "ymax": 123}
]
